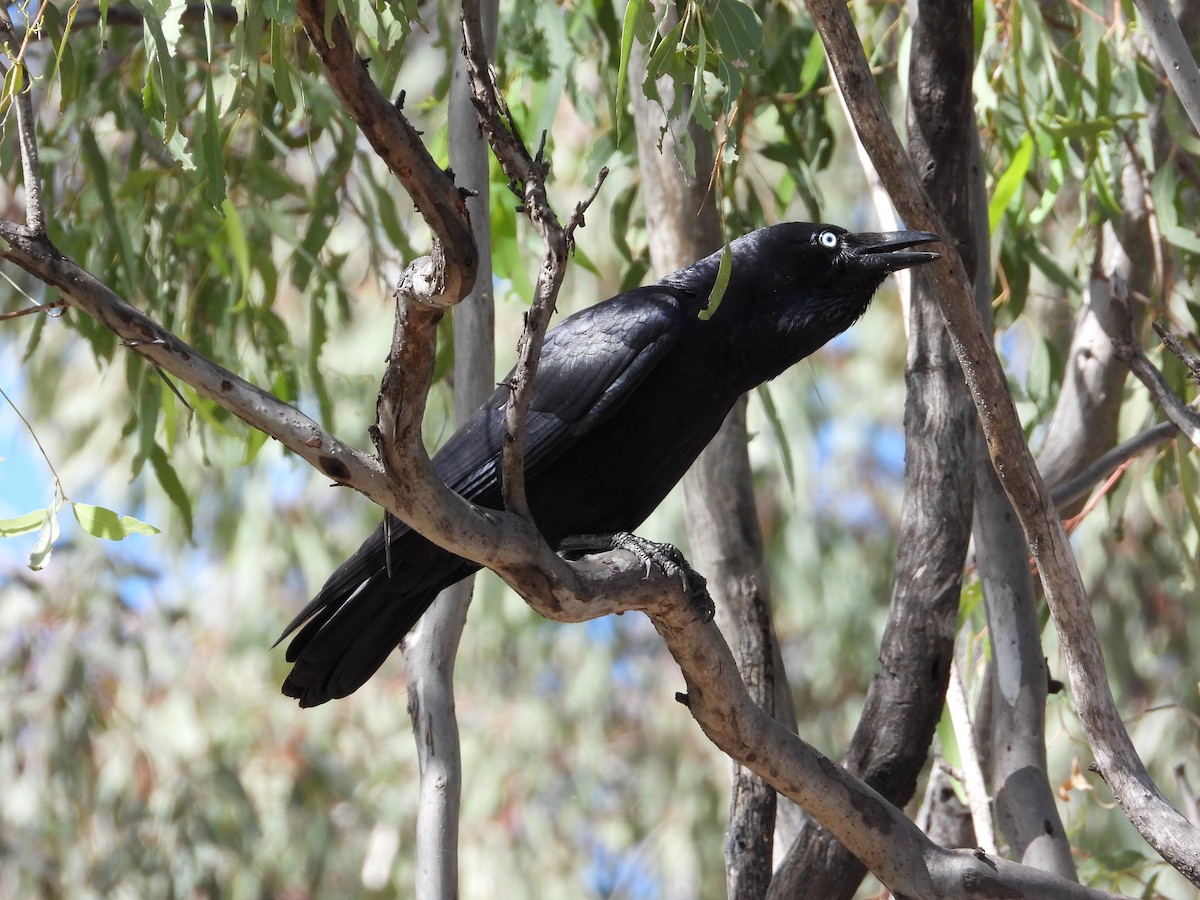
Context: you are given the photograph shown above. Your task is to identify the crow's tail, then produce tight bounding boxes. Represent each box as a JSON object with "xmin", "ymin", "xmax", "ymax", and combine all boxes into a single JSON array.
[{"xmin": 278, "ymin": 525, "xmax": 479, "ymax": 707}]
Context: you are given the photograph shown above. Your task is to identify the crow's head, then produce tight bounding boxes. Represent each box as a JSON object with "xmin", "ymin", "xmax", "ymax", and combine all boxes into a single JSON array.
[
  {"xmin": 741, "ymin": 221, "xmax": 940, "ymax": 300},
  {"xmin": 705, "ymin": 222, "xmax": 940, "ymax": 385}
]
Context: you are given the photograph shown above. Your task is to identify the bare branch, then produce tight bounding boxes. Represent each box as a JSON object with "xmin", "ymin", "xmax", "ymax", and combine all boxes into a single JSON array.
[
  {"xmin": 774, "ymin": 2, "xmax": 980, "ymax": 892},
  {"xmin": 726, "ymin": 577, "xmax": 777, "ymax": 900},
  {"xmin": 12, "ymin": 72, "xmax": 45, "ymax": 236},
  {"xmin": 401, "ymin": 1, "xmax": 499, "ymax": 895},
  {"xmin": 1049, "ymin": 421, "xmax": 1178, "ymax": 510},
  {"xmin": 1112, "ymin": 294, "xmax": 1200, "ymax": 450},
  {"xmin": 805, "ymin": 0, "xmax": 1200, "ymax": 881},
  {"xmin": 294, "ymin": 0, "xmax": 477, "ymax": 308},
  {"xmin": 0, "ymin": 228, "xmax": 384, "ymax": 491},
  {"xmin": 0, "ymin": 299, "xmax": 65, "ymax": 321},
  {"xmin": 946, "ymin": 660, "xmax": 997, "ymax": 855},
  {"xmin": 460, "ymin": 1, "xmax": 604, "ymax": 520},
  {"xmin": 647, "ymin": 586, "xmax": 1118, "ymax": 900},
  {"xmin": 1130, "ymin": 0, "xmax": 1200, "ymax": 135},
  {"xmin": 1154, "ymin": 322, "xmax": 1200, "ymax": 383}
]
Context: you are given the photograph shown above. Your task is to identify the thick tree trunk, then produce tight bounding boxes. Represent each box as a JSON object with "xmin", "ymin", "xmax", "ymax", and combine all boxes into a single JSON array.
[
  {"xmin": 770, "ymin": 2, "xmax": 979, "ymax": 895},
  {"xmin": 402, "ymin": 4, "xmax": 498, "ymax": 898},
  {"xmin": 629, "ymin": 20, "xmax": 795, "ymax": 896}
]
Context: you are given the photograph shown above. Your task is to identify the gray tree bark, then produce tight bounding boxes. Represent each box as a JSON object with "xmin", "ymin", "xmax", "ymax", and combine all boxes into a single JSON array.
[
  {"xmin": 629, "ymin": 18, "xmax": 795, "ymax": 896},
  {"xmin": 976, "ymin": 2, "xmax": 1200, "ymax": 870},
  {"xmin": 769, "ymin": 2, "xmax": 980, "ymax": 895},
  {"xmin": 402, "ymin": 4, "xmax": 497, "ymax": 898}
]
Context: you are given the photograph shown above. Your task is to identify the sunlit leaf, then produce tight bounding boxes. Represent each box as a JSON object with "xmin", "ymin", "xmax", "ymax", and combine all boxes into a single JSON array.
[
  {"xmin": 988, "ymin": 131, "xmax": 1033, "ymax": 233},
  {"xmin": 0, "ymin": 509, "xmax": 49, "ymax": 537},
  {"xmin": 28, "ymin": 504, "xmax": 60, "ymax": 570},
  {"xmin": 71, "ymin": 502, "xmax": 160, "ymax": 540}
]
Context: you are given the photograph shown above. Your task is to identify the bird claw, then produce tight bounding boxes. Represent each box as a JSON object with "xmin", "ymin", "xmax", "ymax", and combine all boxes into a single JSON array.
[{"xmin": 559, "ymin": 532, "xmax": 715, "ymax": 622}]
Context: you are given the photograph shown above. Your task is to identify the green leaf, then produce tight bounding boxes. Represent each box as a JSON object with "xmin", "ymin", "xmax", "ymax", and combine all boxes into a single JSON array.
[
  {"xmin": 1095, "ymin": 39, "xmax": 1111, "ymax": 113},
  {"xmin": 754, "ymin": 384, "xmax": 796, "ymax": 496},
  {"xmin": 1026, "ymin": 241, "xmax": 1080, "ymax": 290},
  {"xmin": 79, "ymin": 127, "xmax": 143, "ymax": 297},
  {"xmin": 616, "ymin": 0, "xmax": 651, "ymax": 142},
  {"xmin": 708, "ymin": 0, "xmax": 763, "ymax": 73},
  {"xmin": 29, "ymin": 504, "xmax": 60, "ymax": 570},
  {"xmin": 71, "ymin": 502, "xmax": 160, "ymax": 541},
  {"xmin": 221, "ymin": 199, "xmax": 251, "ymax": 300},
  {"xmin": 135, "ymin": 0, "xmax": 185, "ymax": 135},
  {"xmin": 0, "ymin": 509, "xmax": 49, "ymax": 537},
  {"xmin": 200, "ymin": 76, "xmax": 227, "ymax": 209},
  {"xmin": 149, "ymin": 443, "xmax": 194, "ymax": 539},
  {"xmin": 271, "ymin": 20, "xmax": 297, "ymax": 111},
  {"xmin": 796, "ymin": 31, "xmax": 826, "ymax": 97},
  {"xmin": 1160, "ymin": 223, "xmax": 1200, "ymax": 256},
  {"xmin": 988, "ymin": 131, "xmax": 1034, "ymax": 233},
  {"xmin": 700, "ymin": 242, "xmax": 733, "ymax": 320}
]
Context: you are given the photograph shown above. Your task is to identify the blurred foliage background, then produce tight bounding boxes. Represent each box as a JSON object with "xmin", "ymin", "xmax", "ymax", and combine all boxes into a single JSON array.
[{"xmin": 1, "ymin": 0, "xmax": 1199, "ymax": 897}]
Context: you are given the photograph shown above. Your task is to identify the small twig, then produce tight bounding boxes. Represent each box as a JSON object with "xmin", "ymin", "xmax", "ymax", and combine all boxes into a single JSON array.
[
  {"xmin": 1060, "ymin": 462, "xmax": 1131, "ymax": 535},
  {"xmin": 1112, "ymin": 285, "xmax": 1200, "ymax": 449},
  {"xmin": 1175, "ymin": 764, "xmax": 1200, "ymax": 826},
  {"xmin": 1049, "ymin": 420, "xmax": 1178, "ymax": 510},
  {"xmin": 0, "ymin": 380, "xmax": 62, "ymax": 486},
  {"xmin": 1154, "ymin": 321, "xmax": 1200, "ymax": 384},
  {"xmin": 564, "ymin": 167, "xmax": 609, "ymax": 252},
  {"xmin": 945, "ymin": 660, "xmax": 998, "ymax": 856},
  {"xmin": 460, "ymin": 1, "xmax": 606, "ymax": 520},
  {"xmin": 0, "ymin": 299, "xmax": 66, "ymax": 321},
  {"xmin": 8, "ymin": 0, "xmax": 50, "ymax": 68}
]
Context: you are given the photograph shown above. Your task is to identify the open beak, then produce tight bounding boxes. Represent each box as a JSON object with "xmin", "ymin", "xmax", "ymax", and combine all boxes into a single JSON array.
[{"xmin": 847, "ymin": 230, "xmax": 942, "ymax": 273}]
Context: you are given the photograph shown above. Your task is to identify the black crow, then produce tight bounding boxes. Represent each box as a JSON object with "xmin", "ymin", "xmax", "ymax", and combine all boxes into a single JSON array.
[{"xmin": 278, "ymin": 222, "xmax": 939, "ymax": 706}]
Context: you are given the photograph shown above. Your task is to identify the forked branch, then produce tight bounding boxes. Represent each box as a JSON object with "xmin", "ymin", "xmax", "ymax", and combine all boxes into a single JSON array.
[{"xmin": 805, "ymin": 0, "xmax": 1200, "ymax": 882}]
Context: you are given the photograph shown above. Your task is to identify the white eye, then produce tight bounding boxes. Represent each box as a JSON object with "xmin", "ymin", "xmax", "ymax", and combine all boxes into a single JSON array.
[{"xmin": 818, "ymin": 230, "xmax": 840, "ymax": 249}]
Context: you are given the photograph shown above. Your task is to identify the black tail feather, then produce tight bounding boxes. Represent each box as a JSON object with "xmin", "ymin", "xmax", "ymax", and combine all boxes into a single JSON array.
[{"xmin": 280, "ymin": 528, "xmax": 479, "ymax": 706}]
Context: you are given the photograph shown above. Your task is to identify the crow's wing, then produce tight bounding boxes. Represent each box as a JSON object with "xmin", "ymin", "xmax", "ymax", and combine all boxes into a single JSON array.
[
  {"xmin": 434, "ymin": 287, "xmax": 688, "ymax": 501},
  {"xmin": 277, "ymin": 287, "xmax": 692, "ymax": 705}
]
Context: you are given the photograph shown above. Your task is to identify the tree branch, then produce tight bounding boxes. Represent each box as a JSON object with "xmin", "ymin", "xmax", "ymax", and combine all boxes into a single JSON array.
[
  {"xmin": 628, "ymin": 21, "xmax": 797, "ymax": 881},
  {"xmin": 294, "ymin": 0, "xmax": 477, "ymax": 309},
  {"xmin": 11, "ymin": 71, "xmax": 45, "ymax": 237},
  {"xmin": 402, "ymin": 2, "xmax": 500, "ymax": 896},
  {"xmin": 460, "ymin": 1, "xmax": 606, "ymax": 520},
  {"xmin": 946, "ymin": 660, "xmax": 997, "ymax": 855},
  {"xmin": 805, "ymin": 0, "xmax": 1200, "ymax": 882},
  {"xmin": 1130, "ymin": 0, "xmax": 1200, "ymax": 135},
  {"xmin": 773, "ymin": 2, "xmax": 980, "ymax": 892},
  {"xmin": 1112, "ymin": 294, "xmax": 1200, "ymax": 450},
  {"xmin": 725, "ymin": 577, "xmax": 777, "ymax": 900}
]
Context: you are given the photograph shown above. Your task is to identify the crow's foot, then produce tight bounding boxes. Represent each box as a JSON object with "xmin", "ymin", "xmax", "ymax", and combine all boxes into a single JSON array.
[{"xmin": 559, "ymin": 532, "xmax": 714, "ymax": 622}]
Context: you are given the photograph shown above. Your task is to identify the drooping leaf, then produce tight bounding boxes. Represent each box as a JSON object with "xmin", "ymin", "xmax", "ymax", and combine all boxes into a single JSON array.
[
  {"xmin": 28, "ymin": 503, "xmax": 60, "ymax": 570},
  {"xmin": 71, "ymin": 502, "xmax": 161, "ymax": 541},
  {"xmin": 988, "ymin": 131, "xmax": 1034, "ymax": 233}
]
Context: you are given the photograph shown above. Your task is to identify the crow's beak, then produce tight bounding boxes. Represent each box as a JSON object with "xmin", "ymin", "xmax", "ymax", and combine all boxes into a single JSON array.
[{"xmin": 847, "ymin": 230, "xmax": 942, "ymax": 273}]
